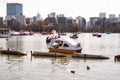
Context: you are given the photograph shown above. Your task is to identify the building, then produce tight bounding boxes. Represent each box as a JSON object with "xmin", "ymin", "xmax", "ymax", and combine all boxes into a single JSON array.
[
  {"xmin": 48, "ymin": 12, "xmax": 56, "ymax": 18},
  {"xmin": 57, "ymin": 14, "xmax": 66, "ymax": 27},
  {"xmin": 0, "ymin": 17, "xmax": 3, "ymax": 23},
  {"xmin": 99, "ymin": 13, "xmax": 106, "ymax": 19},
  {"xmin": 7, "ymin": 3, "xmax": 23, "ymax": 17},
  {"xmin": 117, "ymin": 15, "xmax": 120, "ymax": 22},
  {"xmin": 16, "ymin": 13, "xmax": 26, "ymax": 26},
  {"xmin": 33, "ymin": 16, "xmax": 37, "ymax": 22},
  {"xmin": 89, "ymin": 17, "xmax": 99, "ymax": 27},
  {"xmin": 76, "ymin": 16, "xmax": 86, "ymax": 27},
  {"xmin": 33, "ymin": 13, "xmax": 42, "ymax": 22},
  {"xmin": 0, "ymin": 17, "xmax": 3, "ymax": 26},
  {"xmin": 109, "ymin": 14, "xmax": 115, "ymax": 19},
  {"xmin": 66, "ymin": 17, "xmax": 73, "ymax": 26},
  {"xmin": 26, "ymin": 18, "xmax": 33, "ymax": 25},
  {"xmin": 36, "ymin": 13, "xmax": 42, "ymax": 21}
]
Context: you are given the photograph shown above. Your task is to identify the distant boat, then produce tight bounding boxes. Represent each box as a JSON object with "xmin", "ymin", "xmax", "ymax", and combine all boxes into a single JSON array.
[
  {"xmin": 92, "ymin": 32, "xmax": 102, "ymax": 38},
  {"xmin": 92, "ymin": 32, "xmax": 98, "ymax": 36},
  {"xmin": 48, "ymin": 38, "xmax": 82, "ymax": 54},
  {"xmin": 97, "ymin": 33, "xmax": 102, "ymax": 38},
  {"xmin": 10, "ymin": 30, "xmax": 34, "ymax": 36},
  {"xmin": 70, "ymin": 33, "xmax": 78, "ymax": 39},
  {"xmin": 0, "ymin": 28, "xmax": 11, "ymax": 38},
  {"xmin": 106, "ymin": 32, "xmax": 111, "ymax": 34},
  {"xmin": 41, "ymin": 32, "xmax": 48, "ymax": 35},
  {"xmin": 60, "ymin": 33, "xmax": 66, "ymax": 36}
]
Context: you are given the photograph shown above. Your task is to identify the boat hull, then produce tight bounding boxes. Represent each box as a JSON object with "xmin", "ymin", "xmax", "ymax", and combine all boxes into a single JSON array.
[{"xmin": 49, "ymin": 48, "xmax": 81, "ymax": 54}]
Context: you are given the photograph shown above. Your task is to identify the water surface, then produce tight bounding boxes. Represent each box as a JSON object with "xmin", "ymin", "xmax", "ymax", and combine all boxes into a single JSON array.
[{"xmin": 0, "ymin": 33, "xmax": 120, "ymax": 80}]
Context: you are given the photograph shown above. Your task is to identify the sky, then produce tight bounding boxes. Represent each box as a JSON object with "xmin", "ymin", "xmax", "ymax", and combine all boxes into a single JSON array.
[{"xmin": 0, "ymin": 0, "xmax": 120, "ymax": 21}]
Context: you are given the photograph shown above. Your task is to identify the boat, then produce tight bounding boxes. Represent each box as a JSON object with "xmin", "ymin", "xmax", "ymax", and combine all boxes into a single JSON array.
[
  {"xmin": 92, "ymin": 32, "xmax": 102, "ymax": 37},
  {"xmin": 29, "ymin": 31, "xmax": 34, "ymax": 35},
  {"xmin": 10, "ymin": 31, "xmax": 20, "ymax": 36},
  {"xmin": 10, "ymin": 30, "xmax": 34, "ymax": 36},
  {"xmin": 48, "ymin": 38, "xmax": 82, "ymax": 54},
  {"xmin": 0, "ymin": 28, "xmax": 11, "ymax": 38},
  {"xmin": 57, "ymin": 30, "xmax": 66, "ymax": 36},
  {"xmin": 41, "ymin": 32, "xmax": 48, "ymax": 35},
  {"xmin": 61, "ymin": 33, "xmax": 66, "ymax": 35},
  {"xmin": 92, "ymin": 32, "xmax": 98, "ymax": 36},
  {"xmin": 97, "ymin": 33, "xmax": 102, "ymax": 37},
  {"xmin": 70, "ymin": 33, "xmax": 78, "ymax": 39},
  {"xmin": 46, "ymin": 35, "xmax": 60, "ymax": 43},
  {"xmin": 106, "ymin": 32, "xmax": 111, "ymax": 34}
]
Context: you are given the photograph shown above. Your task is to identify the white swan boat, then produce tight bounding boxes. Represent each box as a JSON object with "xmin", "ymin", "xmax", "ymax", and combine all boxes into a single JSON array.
[{"xmin": 48, "ymin": 38, "xmax": 82, "ymax": 54}]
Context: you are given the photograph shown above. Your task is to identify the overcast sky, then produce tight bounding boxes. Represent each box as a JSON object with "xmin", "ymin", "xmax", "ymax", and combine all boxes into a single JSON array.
[{"xmin": 0, "ymin": 0, "xmax": 120, "ymax": 21}]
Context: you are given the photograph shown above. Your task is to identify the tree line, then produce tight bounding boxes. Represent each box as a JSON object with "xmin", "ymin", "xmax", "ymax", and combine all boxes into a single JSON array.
[{"xmin": 0, "ymin": 19, "xmax": 120, "ymax": 33}]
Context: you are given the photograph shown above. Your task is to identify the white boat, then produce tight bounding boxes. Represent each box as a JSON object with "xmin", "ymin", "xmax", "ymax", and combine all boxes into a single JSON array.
[
  {"xmin": 48, "ymin": 38, "xmax": 82, "ymax": 54},
  {"xmin": 10, "ymin": 30, "xmax": 34, "ymax": 36},
  {"xmin": 70, "ymin": 33, "xmax": 78, "ymax": 39},
  {"xmin": 0, "ymin": 28, "xmax": 11, "ymax": 38},
  {"xmin": 92, "ymin": 32, "xmax": 102, "ymax": 37}
]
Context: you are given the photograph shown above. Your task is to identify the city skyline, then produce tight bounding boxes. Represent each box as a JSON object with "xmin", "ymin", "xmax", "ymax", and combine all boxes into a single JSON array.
[{"xmin": 0, "ymin": 0, "xmax": 120, "ymax": 21}]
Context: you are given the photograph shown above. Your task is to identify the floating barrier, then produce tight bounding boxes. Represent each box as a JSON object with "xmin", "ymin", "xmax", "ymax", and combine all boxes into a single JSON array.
[
  {"xmin": 32, "ymin": 51, "xmax": 67, "ymax": 57},
  {"xmin": 0, "ymin": 50, "xmax": 26, "ymax": 55},
  {"xmin": 72, "ymin": 53, "xmax": 109, "ymax": 59},
  {"xmin": 32, "ymin": 51, "xmax": 109, "ymax": 59}
]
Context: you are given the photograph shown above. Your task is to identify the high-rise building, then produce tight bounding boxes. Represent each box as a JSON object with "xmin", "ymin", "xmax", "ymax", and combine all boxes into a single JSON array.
[
  {"xmin": 0, "ymin": 17, "xmax": 3, "ymax": 22},
  {"xmin": 89, "ymin": 17, "xmax": 99, "ymax": 27},
  {"xmin": 66, "ymin": 17, "xmax": 73, "ymax": 26},
  {"xmin": 109, "ymin": 14, "xmax": 115, "ymax": 19},
  {"xmin": 48, "ymin": 12, "xmax": 56, "ymax": 18},
  {"xmin": 99, "ymin": 13, "xmax": 106, "ymax": 19},
  {"xmin": 57, "ymin": 15, "xmax": 66, "ymax": 27},
  {"xmin": 16, "ymin": 13, "xmax": 26, "ymax": 26},
  {"xmin": 76, "ymin": 16, "xmax": 86, "ymax": 27},
  {"xmin": 7, "ymin": 3, "xmax": 23, "ymax": 17}
]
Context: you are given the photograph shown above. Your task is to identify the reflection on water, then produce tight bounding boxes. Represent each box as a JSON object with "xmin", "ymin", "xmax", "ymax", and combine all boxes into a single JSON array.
[{"xmin": 0, "ymin": 33, "xmax": 120, "ymax": 80}]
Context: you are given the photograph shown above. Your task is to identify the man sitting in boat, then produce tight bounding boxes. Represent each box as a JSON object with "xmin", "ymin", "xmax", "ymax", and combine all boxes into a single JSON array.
[{"xmin": 52, "ymin": 40, "xmax": 63, "ymax": 48}]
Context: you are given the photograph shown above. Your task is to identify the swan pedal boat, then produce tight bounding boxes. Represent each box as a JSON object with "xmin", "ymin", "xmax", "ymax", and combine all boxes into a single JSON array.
[{"xmin": 48, "ymin": 38, "xmax": 82, "ymax": 54}]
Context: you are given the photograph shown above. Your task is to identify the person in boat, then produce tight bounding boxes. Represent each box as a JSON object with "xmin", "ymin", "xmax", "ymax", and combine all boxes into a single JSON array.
[{"xmin": 52, "ymin": 40, "xmax": 63, "ymax": 48}]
